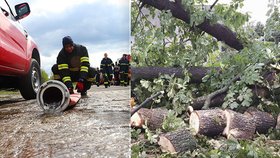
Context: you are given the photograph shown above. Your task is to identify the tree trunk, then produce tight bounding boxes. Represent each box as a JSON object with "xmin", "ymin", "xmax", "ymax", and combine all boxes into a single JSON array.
[
  {"xmin": 189, "ymin": 108, "xmax": 226, "ymax": 136},
  {"xmin": 131, "ymin": 66, "xmax": 215, "ymax": 84},
  {"xmin": 140, "ymin": 0, "xmax": 244, "ymax": 50},
  {"xmin": 158, "ymin": 128, "xmax": 197, "ymax": 154},
  {"xmin": 244, "ymin": 107, "xmax": 276, "ymax": 134},
  {"xmin": 130, "ymin": 108, "xmax": 168, "ymax": 130},
  {"xmin": 223, "ymin": 109, "xmax": 256, "ymax": 139}
]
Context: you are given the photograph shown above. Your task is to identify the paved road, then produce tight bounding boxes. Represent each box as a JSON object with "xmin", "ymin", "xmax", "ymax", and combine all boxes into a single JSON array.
[{"xmin": 0, "ymin": 86, "xmax": 130, "ymax": 158}]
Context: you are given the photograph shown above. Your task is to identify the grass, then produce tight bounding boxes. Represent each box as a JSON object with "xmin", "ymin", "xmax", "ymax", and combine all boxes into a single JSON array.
[{"xmin": 0, "ymin": 89, "xmax": 20, "ymax": 95}]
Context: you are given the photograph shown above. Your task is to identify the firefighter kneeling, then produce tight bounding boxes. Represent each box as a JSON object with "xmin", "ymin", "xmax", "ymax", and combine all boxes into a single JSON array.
[
  {"xmin": 119, "ymin": 54, "xmax": 130, "ymax": 86},
  {"xmin": 52, "ymin": 36, "xmax": 96, "ymax": 96}
]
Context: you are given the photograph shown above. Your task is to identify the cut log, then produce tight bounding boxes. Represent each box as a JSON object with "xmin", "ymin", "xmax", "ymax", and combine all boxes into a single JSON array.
[
  {"xmin": 189, "ymin": 109, "xmax": 226, "ymax": 136},
  {"xmin": 244, "ymin": 107, "xmax": 276, "ymax": 134},
  {"xmin": 223, "ymin": 109, "xmax": 256, "ymax": 139},
  {"xmin": 158, "ymin": 129, "xmax": 197, "ymax": 154},
  {"xmin": 130, "ymin": 111, "xmax": 143, "ymax": 127},
  {"xmin": 276, "ymin": 114, "xmax": 280, "ymax": 130},
  {"xmin": 130, "ymin": 108, "xmax": 168, "ymax": 130}
]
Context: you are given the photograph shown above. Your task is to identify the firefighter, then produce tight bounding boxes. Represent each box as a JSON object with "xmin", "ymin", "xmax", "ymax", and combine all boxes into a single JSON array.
[
  {"xmin": 100, "ymin": 53, "xmax": 114, "ymax": 88},
  {"xmin": 119, "ymin": 54, "xmax": 130, "ymax": 86},
  {"xmin": 113, "ymin": 61, "xmax": 120, "ymax": 86},
  {"xmin": 51, "ymin": 36, "xmax": 96, "ymax": 95}
]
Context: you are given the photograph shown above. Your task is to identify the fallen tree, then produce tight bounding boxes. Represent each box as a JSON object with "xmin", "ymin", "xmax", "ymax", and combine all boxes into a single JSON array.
[
  {"xmin": 132, "ymin": 0, "xmax": 280, "ymax": 111},
  {"xmin": 132, "ymin": 66, "xmax": 275, "ymax": 110},
  {"xmin": 132, "ymin": 67, "xmax": 276, "ymax": 110},
  {"xmin": 131, "ymin": 66, "xmax": 215, "ymax": 84},
  {"xmin": 131, "ymin": 0, "xmax": 280, "ymax": 156}
]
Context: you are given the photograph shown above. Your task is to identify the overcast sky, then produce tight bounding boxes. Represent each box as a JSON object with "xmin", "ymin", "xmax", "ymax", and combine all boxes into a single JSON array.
[{"xmin": 10, "ymin": 0, "xmax": 129, "ymax": 75}]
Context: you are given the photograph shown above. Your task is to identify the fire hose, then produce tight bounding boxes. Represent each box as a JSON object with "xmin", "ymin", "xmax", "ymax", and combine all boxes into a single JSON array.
[{"xmin": 36, "ymin": 80, "xmax": 71, "ymax": 113}]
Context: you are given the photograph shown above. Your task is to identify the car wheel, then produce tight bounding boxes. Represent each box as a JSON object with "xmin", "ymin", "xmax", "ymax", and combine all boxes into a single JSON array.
[{"xmin": 19, "ymin": 59, "xmax": 41, "ymax": 100}]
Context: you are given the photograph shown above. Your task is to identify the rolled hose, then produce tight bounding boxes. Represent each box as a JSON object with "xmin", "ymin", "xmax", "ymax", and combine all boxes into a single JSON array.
[{"xmin": 36, "ymin": 80, "xmax": 70, "ymax": 113}]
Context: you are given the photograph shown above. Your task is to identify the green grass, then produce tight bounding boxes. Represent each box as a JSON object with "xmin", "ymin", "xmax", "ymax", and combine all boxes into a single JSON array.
[{"xmin": 0, "ymin": 89, "xmax": 20, "ymax": 95}]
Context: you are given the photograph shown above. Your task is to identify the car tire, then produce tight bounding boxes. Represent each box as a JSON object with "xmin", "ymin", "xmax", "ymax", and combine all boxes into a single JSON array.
[{"xmin": 19, "ymin": 59, "xmax": 41, "ymax": 100}]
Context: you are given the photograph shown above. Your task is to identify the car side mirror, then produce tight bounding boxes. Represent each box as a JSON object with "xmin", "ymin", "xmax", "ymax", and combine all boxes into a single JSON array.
[{"xmin": 14, "ymin": 3, "xmax": 30, "ymax": 20}]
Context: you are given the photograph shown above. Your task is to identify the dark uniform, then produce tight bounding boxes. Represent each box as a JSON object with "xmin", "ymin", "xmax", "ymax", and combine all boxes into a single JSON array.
[
  {"xmin": 52, "ymin": 44, "xmax": 96, "ymax": 93},
  {"xmin": 95, "ymin": 67, "xmax": 101, "ymax": 87},
  {"xmin": 118, "ymin": 55, "xmax": 130, "ymax": 86},
  {"xmin": 113, "ymin": 62, "xmax": 120, "ymax": 86},
  {"xmin": 100, "ymin": 57, "xmax": 114, "ymax": 87}
]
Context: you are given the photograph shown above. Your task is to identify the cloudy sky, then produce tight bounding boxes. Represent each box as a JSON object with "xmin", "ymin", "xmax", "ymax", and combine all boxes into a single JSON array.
[{"xmin": 10, "ymin": 0, "xmax": 130, "ymax": 75}]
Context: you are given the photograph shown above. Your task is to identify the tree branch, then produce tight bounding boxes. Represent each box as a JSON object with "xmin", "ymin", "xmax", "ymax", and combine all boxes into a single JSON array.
[
  {"xmin": 139, "ymin": 0, "xmax": 244, "ymax": 50},
  {"xmin": 131, "ymin": 91, "xmax": 164, "ymax": 116},
  {"xmin": 132, "ymin": 2, "xmax": 145, "ymax": 33},
  {"xmin": 210, "ymin": 0, "xmax": 219, "ymax": 11},
  {"xmin": 203, "ymin": 74, "xmax": 240, "ymax": 109}
]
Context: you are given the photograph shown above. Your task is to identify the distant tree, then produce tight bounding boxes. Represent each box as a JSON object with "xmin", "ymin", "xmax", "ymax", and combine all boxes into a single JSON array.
[
  {"xmin": 41, "ymin": 69, "xmax": 49, "ymax": 83},
  {"xmin": 254, "ymin": 22, "xmax": 264, "ymax": 37},
  {"xmin": 264, "ymin": 7, "xmax": 280, "ymax": 44},
  {"xmin": 268, "ymin": 0, "xmax": 280, "ymax": 14}
]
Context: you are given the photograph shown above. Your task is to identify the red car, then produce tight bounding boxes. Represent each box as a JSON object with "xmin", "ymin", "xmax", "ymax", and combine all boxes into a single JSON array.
[{"xmin": 0, "ymin": 1, "xmax": 41, "ymax": 99}]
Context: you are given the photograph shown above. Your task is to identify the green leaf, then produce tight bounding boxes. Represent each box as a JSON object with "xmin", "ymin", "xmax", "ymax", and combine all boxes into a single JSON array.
[{"xmin": 229, "ymin": 102, "xmax": 239, "ymax": 109}]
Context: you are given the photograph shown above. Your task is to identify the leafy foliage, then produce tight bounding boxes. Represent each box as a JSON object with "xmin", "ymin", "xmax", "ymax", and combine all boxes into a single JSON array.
[
  {"xmin": 131, "ymin": 0, "xmax": 280, "ymax": 157},
  {"xmin": 162, "ymin": 110, "xmax": 186, "ymax": 132},
  {"xmin": 134, "ymin": 73, "xmax": 194, "ymax": 115},
  {"xmin": 264, "ymin": 7, "xmax": 280, "ymax": 43}
]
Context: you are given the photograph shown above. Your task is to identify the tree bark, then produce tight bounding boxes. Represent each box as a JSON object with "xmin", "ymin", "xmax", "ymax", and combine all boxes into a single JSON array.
[
  {"xmin": 189, "ymin": 108, "xmax": 227, "ymax": 136},
  {"xmin": 140, "ymin": 0, "xmax": 244, "ymax": 50},
  {"xmin": 158, "ymin": 128, "xmax": 197, "ymax": 154},
  {"xmin": 191, "ymin": 92, "xmax": 226, "ymax": 110},
  {"xmin": 244, "ymin": 107, "xmax": 276, "ymax": 134},
  {"xmin": 131, "ymin": 66, "xmax": 217, "ymax": 84},
  {"xmin": 130, "ymin": 108, "xmax": 168, "ymax": 130},
  {"xmin": 223, "ymin": 109, "xmax": 256, "ymax": 139}
]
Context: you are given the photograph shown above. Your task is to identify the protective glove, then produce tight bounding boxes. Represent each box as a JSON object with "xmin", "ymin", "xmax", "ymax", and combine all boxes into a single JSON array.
[
  {"xmin": 76, "ymin": 78, "xmax": 85, "ymax": 92},
  {"xmin": 68, "ymin": 87, "xmax": 74, "ymax": 94}
]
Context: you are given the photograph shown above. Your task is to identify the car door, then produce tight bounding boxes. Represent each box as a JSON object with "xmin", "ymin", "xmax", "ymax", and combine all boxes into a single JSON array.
[{"xmin": 0, "ymin": 1, "xmax": 27, "ymax": 71}]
